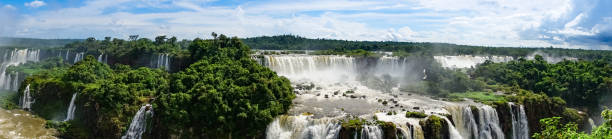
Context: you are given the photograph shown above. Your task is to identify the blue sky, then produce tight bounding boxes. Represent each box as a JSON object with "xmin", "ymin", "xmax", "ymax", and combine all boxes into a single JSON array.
[{"xmin": 0, "ymin": 0, "xmax": 611, "ymax": 49}]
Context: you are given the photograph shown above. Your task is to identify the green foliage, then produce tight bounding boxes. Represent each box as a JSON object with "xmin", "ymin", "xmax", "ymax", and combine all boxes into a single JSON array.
[
  {"xmin": 0, "ymin": 90, "xmax": 18, "ymax": 109},
  {"xmin": 155, "ymin": 34, "xmax": 295, "ymax": 138},
  {"xmin": 533, "ymin": 110, "xmax": 612, "ymax": 139},
  {"xmin": 473, "ymin": 57, "xmax": 612, "ymax": 107},
  {"xmin": 0, "ymin": 37, "xmax": 80, "ymax": 48},
  {"xmin": 310, "ymin": 49, "xmax": 379, "ymax": 57},
  {"xmin": 26, "ymin": 55, "xmax": 169, "ymax": 138},
  {"xmin": 405, "ymin": 111, "xmax": 428, "ymax": 118},
  {"xmin": 242, "ymin": 35, "xmax": 612, "ymax": 61},
  {"xmin": 6, "ymin": 57, "xmax": 70, "ymax": 75},
  {"xmin": 420, "ymin": 115, "xmax": 448, "ymax": 139},
  {"xmin": 342, "ymin": 118, "xmax": 368, "ymax": 130},
  {"xmin": 448, "ymin": 91, "xmax": 506, "ymax": 102}
]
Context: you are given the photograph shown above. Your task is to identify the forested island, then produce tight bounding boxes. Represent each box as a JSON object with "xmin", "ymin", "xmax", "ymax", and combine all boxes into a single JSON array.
[{"xmin": 0, "ymin": 34, "xmax": 610, "ymax": 139}]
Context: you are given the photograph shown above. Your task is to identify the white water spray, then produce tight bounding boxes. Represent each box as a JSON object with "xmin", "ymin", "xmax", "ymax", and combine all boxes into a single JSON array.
[
  {"xmin": 20, "ymin": 84, "xmax": 32, "ymax": 110},
  {"xmin": 122, "ymin": 104, "xmax": 153, "ymax": 139},
  {"xmin": 509, "ymin": 103, "xmax": 529, "ymax": 139},
  {"xmin": 0, "ymin": 49, "xmax": 40, "ymax": 91},
  {"xmin": 73, "ymin": 52, "xmax": 84, "ymax": 63},
  {"xmin": 64, "ymin": 93, "xmax": 77, "ymax": 121}
]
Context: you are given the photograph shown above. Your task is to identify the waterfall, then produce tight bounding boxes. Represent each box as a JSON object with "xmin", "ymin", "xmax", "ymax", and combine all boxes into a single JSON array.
[
  {"xmin": 154, "ymin": 53, "xmax": 170, "ymax": 71},
  {"xmin": 477, "ymin": 106, "xmax": 505, "ymax": 139},
  {"xmin": 20, "ymin": 84, "xmax": 32, "ymax": 110},
  {"xmin": 266, "ymin": 115, "xmax": 341, "ymax": 139},
  {"xmin": 97, "ymin": 53, "xmax": 107, "ymax": 64},
  {"xmin": 64, "ymin": 93, "xmax": 77, "ymax": 121},
  {"xmin": 440, "ymin": 116, "xmax": 463, "ymax": 139},
  {"xmin": 361, "ymin": 125, "xmax": 383, "ymax": 139},
  {"xmin": 0, "ymin": 49, "xmax": 40, "ymax": 90},
  {"xmin": 447, "ymin": 105, "xmax": 505, "ymax": 139},
  {"xmin": 509, "ymin": 103, "xmax": 529, "ymax": 139},
  {"xmin": 447, "ymin": 106, "xmax": 479, "ymax": 139},
  {"xmin": 73, "ymin": 52, "xmax": 84, "ymax": 63},
  {"xmin": 261, "ymin": 55, "xmax": 416, "ymax": 87},
  {"xmin": 433, "ymin": 55, "xmax": 514, "ymax": 69},
  {"xmin": 122, "ymin": 104, "xmax": 153, "ymax": 139},
  {"xmin": 65, "ymin": 50, "xmax": 70, "ymax": 61}
]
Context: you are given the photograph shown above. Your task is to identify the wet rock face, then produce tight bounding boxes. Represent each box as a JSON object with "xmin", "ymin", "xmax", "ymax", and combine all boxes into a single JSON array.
[
  {"xmin": 520, "ymin": 98, "xmax": 586, "ymax": 136},
  {"xmin": 419, "ymin": 115, "xmax": 449, "ymax": 139},
  {"xmin": 494, "ymin": 103, "xmax": 513, "ymax": 138}
]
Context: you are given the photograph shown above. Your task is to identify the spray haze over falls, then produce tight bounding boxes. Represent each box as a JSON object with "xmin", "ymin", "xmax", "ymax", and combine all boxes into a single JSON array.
[{"xmin": 259, "ymin": 53, "xmax": 532, "ymax": 139}]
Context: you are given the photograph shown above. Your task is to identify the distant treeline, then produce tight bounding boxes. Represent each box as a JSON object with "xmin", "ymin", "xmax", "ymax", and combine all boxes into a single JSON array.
[
  {"xmin": 242, "ymin": 35, "xmax": 612, "ymax": 60},
  {"xmin": 0, "ymin": 37, "xmax": 82, "ymax": 48}
]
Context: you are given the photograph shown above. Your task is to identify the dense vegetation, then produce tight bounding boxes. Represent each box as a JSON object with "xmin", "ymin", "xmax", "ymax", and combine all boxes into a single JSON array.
[
  {"xmin": 0, "ymin": 37, "xmax": 81, "ymax": 48},
  {"xmin": 243, "ymin": 35, "xmax": 612, "ymax": 60},
  {"xmin": 20, "ymin": 34, "xmax": 295, "ymax": 138},
  {"xmin": 533, "ymin": 109, "xmax": 612, "ymax": 139},
  {"xmin": 3, "ymin": 34, "xmax": 611, "ymax": 138},
  {"xmin": 472, "ymin": 56, "xmax": 612, "ymax": 108},
  {"xmin": 154, "ymin": 35, "xmax": 294, "ymax": 138}
]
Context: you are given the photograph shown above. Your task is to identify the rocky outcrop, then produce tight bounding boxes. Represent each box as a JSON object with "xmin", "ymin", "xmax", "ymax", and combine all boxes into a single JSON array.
[{"xmin": 420, "ymin": 115, "xmax": 450, "ymax": 139}]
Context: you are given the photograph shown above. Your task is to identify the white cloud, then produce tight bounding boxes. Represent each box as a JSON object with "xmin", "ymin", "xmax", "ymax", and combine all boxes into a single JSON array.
[
  {"xmin": 25, "ymin": 0, "xmax": 46, "ymax": 8},
  {"xmin": 6, "ymin": 0, "xmax": 610, "ymax": 49},
  {"xmin": 3, "ymin": 5, "xmax": 16, "ymax": 10}
]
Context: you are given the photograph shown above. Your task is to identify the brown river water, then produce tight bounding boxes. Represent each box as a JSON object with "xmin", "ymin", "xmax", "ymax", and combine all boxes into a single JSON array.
[{"xmin": 0, "ymin": 108, "xmax": 56, "ymax": 138}]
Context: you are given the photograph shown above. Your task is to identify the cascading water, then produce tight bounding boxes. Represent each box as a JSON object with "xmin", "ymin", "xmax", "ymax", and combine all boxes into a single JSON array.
[
  {"xmin": 447, "ymin": 106, "xmax": 479, "ymax": 139},
  {"xmin": 153, "ymin": 53, "xmax": 170, "ymax": 71},
  {"xmin": 440, "ymin": 116, "xmax": 464, "ymax": 139},
  {"xmin": 73, "ymin": 52, "xmax": 84, "ymax": 63},
  {"xmin": 433, "ymin": 55, "xmax": 514, "ymax": 69},
  {"xmin": 64, "ymin": 93, "xmax": 77, "ymax": 121},
  {"xmin": 447, "ymin": 105, "xmax": 505, "ymax": 139},
  {"xmin": 477, "ymin": 106, "xmax": 504, "ymax": 139},
  {"xmin": 360, "ymin": 125, "xmax": 383, "ymax": 139},
  {"xmin": 20, "ymin": 84, "xmax": 32, "ymax": 110},
  {"xmin": 509, "ymin": 102, "xmax": 529, "ymax": 139},
  {"xmin": 122, "ymin": 104, "xmax": 153, "ymax": 139},
  {"xmin": 260, "ymin": 54, "xmax": 513, "ymax": 139},
  {"xmin": 64, "ymin": 50, "xmax": 70, "ymax": 61},
  {"xmin": 0, "ymin": 49, "xmax": 40, "ymax": 91},
  {"xmin": 97, "ymin": 53, "xmax": 107, "ymax": 64},
  {"xmin": 266, "ymin": 115, "xmax": 341, "ymax": 139}
]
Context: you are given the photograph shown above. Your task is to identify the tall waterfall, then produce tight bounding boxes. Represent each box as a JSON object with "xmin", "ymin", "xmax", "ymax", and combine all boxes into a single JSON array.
[
  {"xmin": 64, "ymin": 50, "xmax": 70, "ymax": 61},
  {"xmin": 153, "ymin": 53, "xmax": 170, "ymax": 71},
  {"xmin": 441, "ymin": 116, "xmax": 464, "ymax": 139},
  {"xmin": 20, "ymin": 84, "xmax": 32, "ymax": 110},
  {"xmin": 266, "ymin": 115, "xmax": 341, "ymax": 139},
  {"xmin": 509, "ymin": 103, "xmax": 529, "ymax": 139},
  {"xmin": 64, "ymin": 93, "xmax": 77, "ymax": 121},
  {"xmin": 0, "ymin": 49, "xmax": 40, "ymax": 91},
  {"xmin": 447, "ymin": 106, "xmax": 479, "ymax": 139},
  {"xmin": 447, "ymin": 105, "xmax": 505, "ymax": 139},
  {"xmin": 97, "ymin": 53, "xmax": 107, "ymax": 64},
  {"xmin": 477, "ymin": 106, "xmax": 504, "ymax": 139},
  {"xmin": 122, "ymin": 104, "xmax": 153, "ymax": 139},
  {"xmin": 73, "ymin": 52, "xmax": 84, "ymax": 63}
]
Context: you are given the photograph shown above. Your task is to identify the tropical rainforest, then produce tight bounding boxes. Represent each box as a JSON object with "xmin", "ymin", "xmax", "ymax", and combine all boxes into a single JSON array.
[{"xmin": 0, "ymin": 34, "xmax": 610, "ymax": 139}]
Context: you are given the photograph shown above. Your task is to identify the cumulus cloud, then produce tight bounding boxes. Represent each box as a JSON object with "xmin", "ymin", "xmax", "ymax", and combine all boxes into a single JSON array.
[
  {"xmin": 5, "ymin": 0, "xmax": 612, "ymax": 49},
  {"xmin": 25, "ymin": 0, "xmax": 46, "ymax": 8},
  {"xmin": 520, "ymin": 0, "xmax": 612, "ymax": 48}
]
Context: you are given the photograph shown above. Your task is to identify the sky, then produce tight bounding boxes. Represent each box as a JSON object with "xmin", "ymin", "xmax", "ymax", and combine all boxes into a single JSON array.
[{"xmin": 0, "ymin": 0, "xmax": 611, "ymax": 50}]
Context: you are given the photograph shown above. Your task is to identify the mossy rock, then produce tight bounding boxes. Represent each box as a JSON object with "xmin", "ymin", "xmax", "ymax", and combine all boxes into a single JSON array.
[
  {"xmin": 419, "ymin": 115, "xmax": 449, "ymax": 139},
  {"xmin": 405, "ymin": 111, "xmax": 427, "ymax": 118}
]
